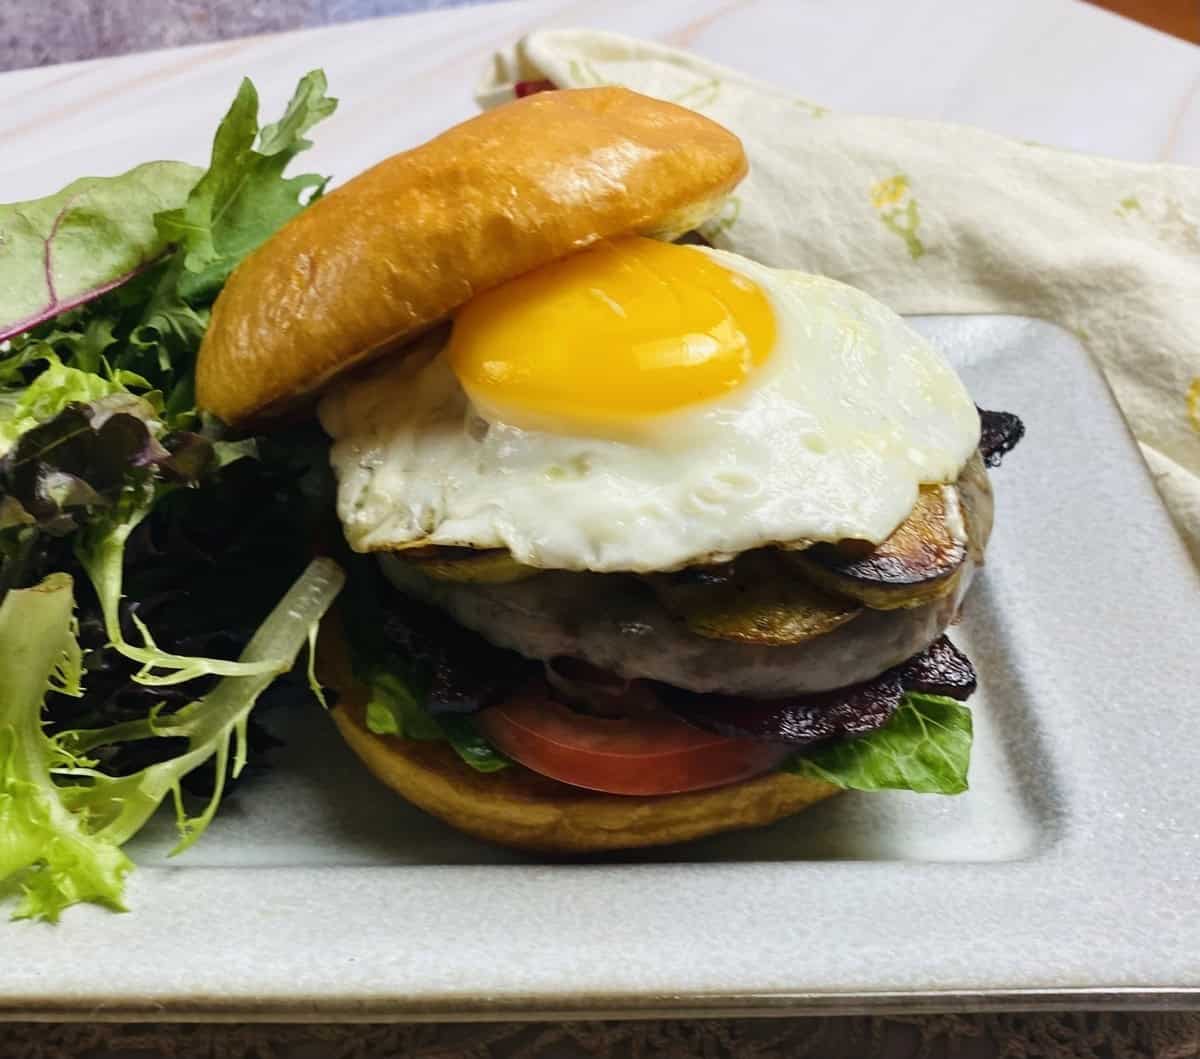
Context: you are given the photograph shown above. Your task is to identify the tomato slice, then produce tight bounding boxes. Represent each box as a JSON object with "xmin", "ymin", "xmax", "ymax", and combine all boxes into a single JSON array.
[{"xmin": 478, "ymin": 681, "xmax": 789, "ymax": 796}]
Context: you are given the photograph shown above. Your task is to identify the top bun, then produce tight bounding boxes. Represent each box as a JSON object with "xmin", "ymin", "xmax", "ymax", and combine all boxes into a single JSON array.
[{"xmin": 196, "ymin": 87, "xmax": 747, "ymax": 425}]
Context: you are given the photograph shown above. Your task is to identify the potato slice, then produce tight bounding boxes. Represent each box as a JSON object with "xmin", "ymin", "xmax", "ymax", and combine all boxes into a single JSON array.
[
  {"xmin": 400, "ymin": 546, "xmax": 539, "ymax": 584},
  {"xmin": 791, "ymin": 482, "xmax": 968, "ymax": 610},
  {"xmin": 650, "ymin": 551, "xmax": 861, "ymax": 646}
]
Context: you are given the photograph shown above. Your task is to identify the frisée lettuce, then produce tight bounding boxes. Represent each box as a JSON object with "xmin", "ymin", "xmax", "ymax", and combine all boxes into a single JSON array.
[
  {"xmin": 0, "ymin": 574, "xmax": 131, "ymax": 922},
  {"xmin": 0, "ymin": 561, "xmax": 341, "ymax": 922}
]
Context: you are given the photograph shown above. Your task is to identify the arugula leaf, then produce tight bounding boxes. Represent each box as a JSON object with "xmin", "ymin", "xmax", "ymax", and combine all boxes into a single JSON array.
[
  {"xmin": 0, "ymin": 573, "xmax": 132, "ymax": 922},
  {"xmin": 0, "ymin": 163, "xmax": 200, "ymax": 342},
  {"xmin": 785, "ymin": 693, "xmax": 972, "ymax": 793},
  {"xmin": 155, "ymin": 71, "xmax": 337, "ymax": 301},
  {"xmin": 0, "ymin": 314, "xmax": 120, "ymax": 391}
]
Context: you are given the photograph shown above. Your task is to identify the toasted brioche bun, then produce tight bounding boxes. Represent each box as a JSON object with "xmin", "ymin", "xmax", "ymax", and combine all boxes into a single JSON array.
[
  {"xmin": 331, "ymin": 690, "xmax": 839, "ymax": 854},
  {"xmin": 196, "ymin": 87, "xmax": 747, "ymax": 426}
]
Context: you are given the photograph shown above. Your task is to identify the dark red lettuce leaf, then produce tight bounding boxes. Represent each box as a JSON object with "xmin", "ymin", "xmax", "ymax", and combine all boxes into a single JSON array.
[{"xmin": 0, "ymin": 400, "xmax": 213, "ymax": 540}]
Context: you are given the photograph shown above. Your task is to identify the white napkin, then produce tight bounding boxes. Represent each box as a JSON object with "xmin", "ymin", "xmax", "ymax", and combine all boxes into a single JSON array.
[{"xmin": 478, "ymin": 30, "xmax": 1200, "ymax": 565}]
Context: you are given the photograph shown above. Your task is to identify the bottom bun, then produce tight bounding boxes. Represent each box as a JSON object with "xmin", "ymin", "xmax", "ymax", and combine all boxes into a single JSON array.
[{"xmin": 332, "ymin": 692, "xmax": 840, "ymax": 853}]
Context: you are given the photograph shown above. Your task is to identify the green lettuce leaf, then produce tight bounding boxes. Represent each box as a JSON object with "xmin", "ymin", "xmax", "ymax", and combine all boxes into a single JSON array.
[
  {"xmin": 437, "ymin": 714, "xmax": 511, "ymax": 774},
  {"xmin": 364, "ymin": 671, "xmax": 442, "ymax": 740},
  {"xmin": 785, "ymin": 692, "xmax": 972, "ymax": 793},
  {"xmin": 363, "ymin": 670, "xmax": 510, "ymax": 773},
  {"xmin": 0, "ymin": 392, "xmax": 267, "ymax": 696},
  {"xmin": 16, "ymin": 421, "xmax": 332, "ymax": 777},
  {"xmin": 74, "ymin": 495, "xmax": 288, "ymax": 685},
  {"xmin": 0, "ymin": 163, "xmax": 200, "ymax": 342},
  {"xmin": 0, "ymin": 573, "xmax": 132, "ymax": 922}
]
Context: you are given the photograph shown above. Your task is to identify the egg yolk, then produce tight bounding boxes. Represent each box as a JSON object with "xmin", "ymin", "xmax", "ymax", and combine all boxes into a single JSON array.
[{"xmin": 445, "ymin": 236, "xmax": 776, "ymax": 432}]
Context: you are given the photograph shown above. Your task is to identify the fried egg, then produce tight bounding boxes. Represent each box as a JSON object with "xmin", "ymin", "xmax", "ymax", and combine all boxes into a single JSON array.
[{"xmin": 320, "ymin": 237, "xmax": 980, "ymax": 573}]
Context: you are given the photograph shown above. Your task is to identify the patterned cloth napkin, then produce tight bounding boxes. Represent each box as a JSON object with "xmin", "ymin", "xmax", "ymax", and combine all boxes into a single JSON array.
[{"xmin": 478, "ymin": 29, "xmax": 1200, "ymax": 565}]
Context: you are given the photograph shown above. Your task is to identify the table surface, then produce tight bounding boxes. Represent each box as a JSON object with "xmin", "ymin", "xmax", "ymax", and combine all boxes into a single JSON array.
[
  {"xmin": 1, "ymin": 1, "xmax": 1197, "ymax": 1055},
  {"xmin": 1092, "ymin": 0, "xmax": 1200, "ymax": 41}
]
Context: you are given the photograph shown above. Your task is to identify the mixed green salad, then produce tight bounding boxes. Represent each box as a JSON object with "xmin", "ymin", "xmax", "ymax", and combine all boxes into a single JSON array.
[
  {"xmin": 0, "ymin": 73, "xmax": 346, "ymax": 921},
  {"xmin": 0, "ymin": 72, "xmax": 974, "ymax": 923}
]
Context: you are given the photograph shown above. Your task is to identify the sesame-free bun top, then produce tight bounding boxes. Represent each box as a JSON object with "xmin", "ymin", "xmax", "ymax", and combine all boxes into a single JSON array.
[{"xmin": 196, "ymin": 87, "xmax": 748, "ymax": 425}]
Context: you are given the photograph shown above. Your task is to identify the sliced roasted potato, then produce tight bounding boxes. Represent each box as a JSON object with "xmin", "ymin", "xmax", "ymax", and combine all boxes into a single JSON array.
[
  {"xmin": 790, "ymin": 482, "xmax": 968, "ymax": 610},
  {"xmin": 400, "ymin": 546, "xmax": 539, "ymax": 584},
  {"xmin": 650, "ymin": 551, "xmax": 861, "ymax": 646}
]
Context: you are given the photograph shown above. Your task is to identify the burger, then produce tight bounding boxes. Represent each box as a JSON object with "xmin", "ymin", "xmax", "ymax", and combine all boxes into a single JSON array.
[{"xmin": 194, "ymin": 87, "xmax": 1022, "ymax": 853}]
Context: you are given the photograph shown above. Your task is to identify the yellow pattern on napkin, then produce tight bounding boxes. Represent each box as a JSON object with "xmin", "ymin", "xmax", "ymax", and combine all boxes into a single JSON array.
[
  {"xmin": 870, "ymin": 175, "xmax": 925, "ymax": 260},
  {"xmin": 479, "ymin": 30, "xmax": 1200, "ymax": 564}
]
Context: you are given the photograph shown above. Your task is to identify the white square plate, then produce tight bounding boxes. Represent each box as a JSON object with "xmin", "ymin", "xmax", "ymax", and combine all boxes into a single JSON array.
[{"xmin": 5, "ymin": 314, "xmax": 1199, "ymax": 1020}]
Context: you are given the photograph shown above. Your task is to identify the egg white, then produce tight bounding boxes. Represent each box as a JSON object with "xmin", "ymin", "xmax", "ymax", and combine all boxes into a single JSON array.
[{"xmin": 319, "ymin": 248, "xmax": 981, "ymax": 573}]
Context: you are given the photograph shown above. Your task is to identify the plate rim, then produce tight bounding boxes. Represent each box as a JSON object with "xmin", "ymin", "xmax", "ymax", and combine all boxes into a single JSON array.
[{"xmin": 4, "ymin": 986, "xmax": 1200, "ymax": 1023}]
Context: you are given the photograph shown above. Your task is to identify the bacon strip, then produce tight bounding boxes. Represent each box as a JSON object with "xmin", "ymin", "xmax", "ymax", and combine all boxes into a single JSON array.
[
  {"xmin": 978, "ymin": 407, "xmax": 1025, "ymax": 468},
  {"xmin": 658, "ymin": 636, "xmax": 975, "ymax": 746}
]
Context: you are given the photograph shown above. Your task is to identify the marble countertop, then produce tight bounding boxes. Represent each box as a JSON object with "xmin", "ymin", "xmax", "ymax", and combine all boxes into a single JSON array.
[
  {"xmin": 2, "ymin": 0, "xmax": 1195, "ymax": 72},
  {"xmin": 0, "ymin": 0, "xmax": 507, "ymax": 72}
]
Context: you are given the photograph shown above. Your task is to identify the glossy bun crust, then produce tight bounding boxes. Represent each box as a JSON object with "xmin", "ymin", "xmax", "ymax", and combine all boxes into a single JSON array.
[
  {"xmin": 196, "ymin": 87, "xmax": 747, "ymax": 425},
  {"xmin": 332, "ymin": 694, "xmax": 839, "ymax": 853}
]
